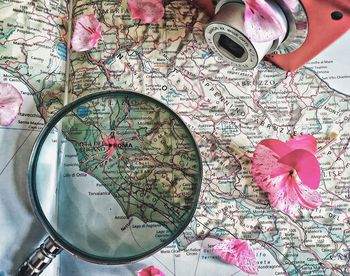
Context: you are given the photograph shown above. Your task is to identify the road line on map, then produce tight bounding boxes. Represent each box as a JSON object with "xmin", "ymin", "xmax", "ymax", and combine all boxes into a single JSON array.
[
  {"xmin": 193, "ymin": 239, "xmax": 204, "ymax": 276},
  {"xmin": 0, "ymin": 129, "xmax": 34, "ymax": 176},
  {"xmin": 151, "ymin": 255, "xmax": 175, "ymax": 275},
  {"xmin": 304, "ymin": 67, "xmax": 349, "ymax": 97}
]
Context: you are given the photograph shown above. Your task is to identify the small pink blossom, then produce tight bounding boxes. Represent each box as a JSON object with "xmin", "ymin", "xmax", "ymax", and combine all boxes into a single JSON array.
[
  {"xmin": 127, "ymin": 0, "xmax": 164, "ymax": 24},
  {"xmin": 103, "ymin": 137, "xmax": 121, "ymax": 158},
  {"xmin": 0, "ymin": 83, "xmax": 23, "ymax": 126},
  {"xmin": 252, "ymin": 135, "xmax": 322, "ymax": 217},
  {"xmin": 137, "ymin": 265, "xmax": 165, "ymax": 276},
  {"xmin": 243, "ymin": 0, "xmax": 287, "ymax": 42},
  {"xmin": 213, "ymin": 239, "xmax": 258, "ymax": 275},
  {"xmin": 71, "ymin": 14, "xmax": 103, "ymax": 52}
]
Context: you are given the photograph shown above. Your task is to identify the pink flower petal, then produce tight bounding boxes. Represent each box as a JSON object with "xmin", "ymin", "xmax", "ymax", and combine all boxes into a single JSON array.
[
  {"xmin": 278, "ymin": 149, "xmax": 321, "ymax": 190},
  {"xmin": 137, "ymin": 266, "xmax": 165, "ymax": 276},
  {"xmin": 213, "ymin": 239, "xmax": 258, "ymax": 275},
  {"xmin": 252, "ymin": 135, "xmax": 322, "ymax": 217},
  {"xmin": 71, "ymin": 14, "xmax": 103, "ymax": 52},
  {"xmin": 294, "ymin": 182, "xmax": 322, "ymax": 209},
  {"xmin": 0, "ymin": 83, "xmax": 23, "ymax": 126},
  {"xmin": 128, "ymin": 0, "xmax": 164, "ymax": 24},
  {"xmin": 286, "ymin": 134, "xmax": 317, "ymax": 154},
  {"xmin": 259, "ymin": 138, "xmax": 291, "ymax": 157},
  {"xmin": 252, "ymin": 142, "xmax": 291, "ymax": 192},
  {"xmin": 268, "ymin": 174, "xmax": 301, "ymax": 217},
  {"xmin": 244, "ymin": 0, "xmax": 287, "ymax": 42},
  {"xmin": 269, "ymin": 175, "xmax": 322, "ymax": 217}
]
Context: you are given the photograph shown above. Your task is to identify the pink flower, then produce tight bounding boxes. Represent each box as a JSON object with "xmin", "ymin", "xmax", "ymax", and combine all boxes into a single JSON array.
[
  {"xmin": 213, "ymin": 239, "xmax": 258, "ymax": 275},
  {"xmin": 127, "ymin": 0, "xmax": 164, "ymax": 24},
  {"xmin": 71, "ymin": 14, "xmax": 103, "ymax": 52},
  {"xmin": 137, "ymin": 266, "xmax": 165, "ymax": 276},
  {"xmin": 252, "ymin": 135, "xmax": 322, "ymax": 217},
  {"xmin": 243, "ymin": 0, "xmax": 287, "ymax": 42},
  {"xmin": 0, "ymin": 83, "xmax": 23, "ymax": 126}
]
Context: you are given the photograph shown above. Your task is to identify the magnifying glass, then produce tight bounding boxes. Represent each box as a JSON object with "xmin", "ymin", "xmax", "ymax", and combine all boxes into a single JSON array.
[{"xmin": 18, "ymin": 90, "xmax": 202, "ymax": 275}]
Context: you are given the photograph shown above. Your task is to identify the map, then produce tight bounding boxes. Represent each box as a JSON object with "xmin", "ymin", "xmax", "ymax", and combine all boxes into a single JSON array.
[
  {"xmin": 31, "ymin": 92, "xmax": 201, "ymax": 260},
  {"xmin": 0, "ymin": 0, "xmax": 350, "ymax": 275}
]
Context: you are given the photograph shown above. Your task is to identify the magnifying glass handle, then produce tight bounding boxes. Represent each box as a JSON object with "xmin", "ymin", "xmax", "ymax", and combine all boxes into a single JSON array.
[{"xmin": 17, "ymin": 236, "xmax": 62, "ymax": 276}]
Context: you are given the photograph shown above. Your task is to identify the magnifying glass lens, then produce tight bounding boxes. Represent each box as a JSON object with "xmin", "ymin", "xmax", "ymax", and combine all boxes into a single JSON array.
[{"xmin": 30, "ymin": 91, "xmax": 202, "ymax": 263}]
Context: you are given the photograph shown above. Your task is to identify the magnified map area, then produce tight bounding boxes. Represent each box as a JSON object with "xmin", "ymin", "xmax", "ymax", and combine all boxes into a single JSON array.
[{"xmin": 34, "ymin": 91, "xmax": 202, "ymax": 260}]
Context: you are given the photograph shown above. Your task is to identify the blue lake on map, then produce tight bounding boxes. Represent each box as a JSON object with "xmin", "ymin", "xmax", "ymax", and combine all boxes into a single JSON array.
[{"xmin": 76, "ymin": 106, "xmax": 90, "ymax": 117}]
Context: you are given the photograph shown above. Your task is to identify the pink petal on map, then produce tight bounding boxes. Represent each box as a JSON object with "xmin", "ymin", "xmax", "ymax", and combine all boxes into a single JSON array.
[
  {"xmin": 252, "ymin": 135, "xmax": 322, "ymax": 217},
  {"xmin": 259, "ymin": 138, "xmax": 291, "ymax": 157},
  {"xmin": 0, "ymin": 83, "xmax": 23, "ymax": 126},
  {"xmin": 269, "ymin": 175, "xmax": 322, "ymax": 217},
  {"xmin": 137, "ymin": 266, "xmax": 165, "ymax": 276},
  {"xmin": 268, "ymin": 174, "xmax": 301, "ymax": 217},
  {"xmin": 252, "ymin": 141, "xmax": 291, "ymax": 192},
  {"xmin": 244, "ymin": 0, "xmax": 287, "ymax": 42},
  {"xmin": 71, "ymin": 14, "xmax": 103, "ymax": 52},
  {"xmin": 213, "ymin": 239, "xmax": 258, "ymax": 275},
  {"xmin": 278, "ymin": 149, "xmax": 321, "ymax": 190},
  {"xmin": 128, "ymin": 0, "xmax": 165, "ymax": 24},
  {"xmin": 294, "ymin": 182, "xmax": 322, "ymax": 209},
  {"xmin": 286, "ymin": 134, "xmax": 317, "ymax": 154}
]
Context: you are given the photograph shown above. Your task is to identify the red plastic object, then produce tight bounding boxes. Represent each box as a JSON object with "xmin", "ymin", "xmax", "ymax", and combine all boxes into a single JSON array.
[
  {"xmin": 192, "ymin": 0, "xmax": 350, "ymax": 71},
  {"xmin": 268, "ymin": 0, "xmax": 350, "ymax": 71}
]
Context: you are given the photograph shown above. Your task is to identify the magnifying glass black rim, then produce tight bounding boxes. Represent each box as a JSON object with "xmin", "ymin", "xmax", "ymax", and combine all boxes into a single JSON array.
[{"xmin": 28, "ymin": 90, "xmax": 203, "ymax": 265}]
